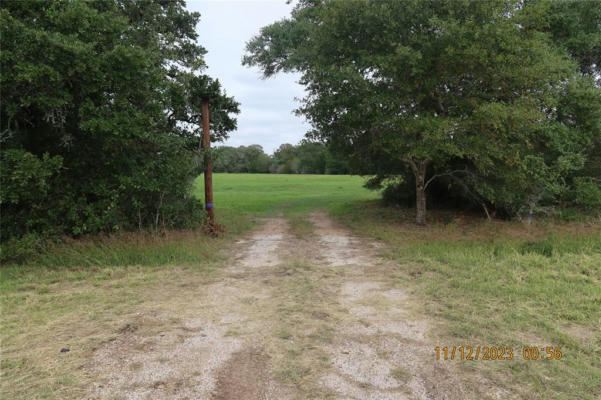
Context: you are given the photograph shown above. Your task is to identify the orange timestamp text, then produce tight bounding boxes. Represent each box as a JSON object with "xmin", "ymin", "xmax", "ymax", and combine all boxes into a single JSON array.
[{"xmin": 434, "ymin": 346, "xmax": 562, "ymax": 361}]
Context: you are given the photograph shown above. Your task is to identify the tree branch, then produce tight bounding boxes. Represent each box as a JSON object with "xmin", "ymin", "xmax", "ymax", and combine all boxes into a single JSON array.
[
  {"xmin": 402, "ymin": 157, "xmax": 418, "ymax": 174},
  {"xmin": 424, "ymin": 168, "xmax": 469, "ymax": 190}
]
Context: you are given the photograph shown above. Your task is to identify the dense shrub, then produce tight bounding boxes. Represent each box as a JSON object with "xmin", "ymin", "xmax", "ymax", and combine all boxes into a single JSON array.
[
  {"xmin": 571, "ymin": 177, "xmax": 601, "ymax": 209},
  {"xmin": 1, "ymin": 149, "xmax": 63, "ymax": 238}
]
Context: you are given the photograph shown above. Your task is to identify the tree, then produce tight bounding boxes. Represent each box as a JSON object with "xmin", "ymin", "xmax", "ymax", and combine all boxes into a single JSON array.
[
  {"xmin": 0, "ymin": 0, "xmax": 239, "ymax": 249},
  {"xmin": 509, "ymin": 1, "xmax": 601, "ymax": 213},
  {"xmin": 213, "ymin": 145, "xmax": 270, "ymax": 173},
  {"xmin": 296, "ymin": 141, "xmax": 326, "ymax": 173},
  {"xmin": 244, "ymin": 0, "xmax": 595, "ymax": 223},
  {"xmin": 213, "ymin": 146, "xmax": 238, "ymax": 172},
  {"xmin": 272, "ymin": 143, "xmax": 300, "ymax": 173},
  {"xmin": 541, "ymin": 1, "xmax": 601, "ymax": 197}
]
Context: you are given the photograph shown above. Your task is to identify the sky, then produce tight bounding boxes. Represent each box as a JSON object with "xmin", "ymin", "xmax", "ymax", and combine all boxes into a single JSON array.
[{"xmin": 187, "ymin": 0, "xmax": 309, "ymax": 154}]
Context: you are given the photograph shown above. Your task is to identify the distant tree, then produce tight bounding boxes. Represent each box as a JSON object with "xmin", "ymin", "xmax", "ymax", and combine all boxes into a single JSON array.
[
  {"xmin": 244, "ymin": 0, "xmax": 598, "ymax": 223},
  {"xmin": 296, "ymin": 141, "xmax": 326, "ymax": 173},
  {"xmin": 213, "ymin": 145, "xmax": 270, "ymax": 173},
  {"xmin": 324, "ymin": 150, "xmax": 350, "ymax": 175},
  {"xmin": 213, "ymin": 147, "xmax": 238, "ymax": 172},
  {"xmin": 213, "ymin": 141, "xmax": 350, "ymax": 175},
  {"xmin": 243, "ymin": 145, "xmax": 270, "ymax": 173},
  {"xmin": 273, "ymin": 143, "xmax": 300, "ymax": 173}
]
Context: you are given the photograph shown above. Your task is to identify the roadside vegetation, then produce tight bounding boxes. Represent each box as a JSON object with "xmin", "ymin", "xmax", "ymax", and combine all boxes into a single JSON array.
[{"xmin": 1, "ymin": 255, "xmax": 226, "ymax": 398}]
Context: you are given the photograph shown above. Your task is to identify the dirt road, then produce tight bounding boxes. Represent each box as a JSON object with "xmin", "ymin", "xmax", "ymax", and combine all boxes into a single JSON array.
[{"xmin": 88, "ymin": 212, "xmax": 506, "ymax": 399}]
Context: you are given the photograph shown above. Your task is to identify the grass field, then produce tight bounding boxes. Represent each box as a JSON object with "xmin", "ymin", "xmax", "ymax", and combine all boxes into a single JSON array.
[
  {"xmin": 1, "ymin": 173, "xmax": 600, "ymax": 399},
  {"xmin": 193, "ymin": 173, "xmax": 379, "ymax": 216}
]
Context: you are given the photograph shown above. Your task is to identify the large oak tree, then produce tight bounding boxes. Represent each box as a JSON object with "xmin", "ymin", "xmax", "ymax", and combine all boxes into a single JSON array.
[{"xmin": 244, "ymin": 0, "xmax": 599, "ymax": 223}]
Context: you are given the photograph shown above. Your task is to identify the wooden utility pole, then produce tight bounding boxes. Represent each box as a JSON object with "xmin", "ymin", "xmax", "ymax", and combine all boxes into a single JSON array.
[{"xmin": 201, "ymin": 99, "xmax": 215, "ymax": 228}]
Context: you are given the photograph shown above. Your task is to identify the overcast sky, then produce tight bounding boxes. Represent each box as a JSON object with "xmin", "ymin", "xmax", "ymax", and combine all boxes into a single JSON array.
[{"xmin": 187, "ymin": 0, "xmax": 309, "ymax": 154}]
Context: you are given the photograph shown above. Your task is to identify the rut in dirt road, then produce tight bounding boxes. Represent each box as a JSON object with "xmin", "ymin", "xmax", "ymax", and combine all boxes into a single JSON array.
[
  {"xmin": 304, "ymin": 212, "xmax": 482, "ymax": 399},
  {"xmin": 235, "ymin": 218, "xmax": 292, "ymax": 268},
  {"xmin": 212, "ymin": 347, "xmax": 279, "ymax": 400}
]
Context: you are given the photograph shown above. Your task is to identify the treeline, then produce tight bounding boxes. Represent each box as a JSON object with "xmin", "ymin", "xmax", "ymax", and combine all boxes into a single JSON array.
[
  {"xmin": 1, "ymin": 0, "xmax": 238, "ymax": 261},
  {"xmin": 213, "ymin": 142, "xmax": 350, "ymax": 174}
]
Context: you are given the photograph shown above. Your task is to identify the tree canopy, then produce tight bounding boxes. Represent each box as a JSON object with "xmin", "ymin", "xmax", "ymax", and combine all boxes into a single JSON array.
[
  {"xmin": 530, "ymin": 0, "xmax": 601, "ymax": 80},
  {"xmin": 1, "ymin": 0, "xmax": 239, "ymax": 254},
  {"xmin": 244, "ymin": 0, "xmax": 601, "ymax": 223}
]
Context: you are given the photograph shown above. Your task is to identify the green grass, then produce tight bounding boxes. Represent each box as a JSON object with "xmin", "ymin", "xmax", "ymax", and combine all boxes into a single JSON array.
[
  {"xmin": 193, "ymin": 173, "xmax": 378, "ymax": 217},
  {"xmin": 338, "ymin": 202, "xmax": 601, "ymax": 400}
]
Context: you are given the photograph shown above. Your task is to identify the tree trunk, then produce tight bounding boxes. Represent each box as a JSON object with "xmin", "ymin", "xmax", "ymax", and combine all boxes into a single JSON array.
[
  {"xmin": 404, "ymin": 158, "xmax": 428, "ymax": 225},
  {"xmin": 415, "ymin": 161, "xmax": 427, "ymax": 225}
]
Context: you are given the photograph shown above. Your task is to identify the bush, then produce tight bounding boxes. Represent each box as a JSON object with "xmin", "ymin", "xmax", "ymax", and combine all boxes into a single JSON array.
[
  {"xmin": 572, "ymin": 177, "xmax": 601, "ymax": 209},
  {"xmin": 1, "ymin": 1, "xmax": 237, "ymax": 250},
  {"xmin": 0, "ymin": 150, "xmax": 63, "ymax": 240},
  {"xmin": 0, "ymin": 233, "xmax": 44, "ymax": 264}
]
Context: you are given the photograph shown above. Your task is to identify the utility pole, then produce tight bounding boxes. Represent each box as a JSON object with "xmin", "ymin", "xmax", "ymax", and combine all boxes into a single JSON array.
[{"xmin": 201, "ymin": 99, "xmax": 215, "ymax": 229}]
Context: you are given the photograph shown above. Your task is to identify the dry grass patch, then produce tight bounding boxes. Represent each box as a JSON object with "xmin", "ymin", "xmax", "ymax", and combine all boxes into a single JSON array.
[
  {"xmin": 0, "ymin": 226, "xmax": 244, "ymax": 399},
  {"xmin": 1, "ymin": 265, "xmax": 215, "ymax": 399}
]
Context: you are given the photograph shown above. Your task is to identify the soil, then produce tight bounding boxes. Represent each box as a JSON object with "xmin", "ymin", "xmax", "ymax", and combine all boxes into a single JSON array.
[
  {"xmin": 87, "ymin": 211, "xmax": 508, "ymax": 400},
  {"xmin": 235, "ymin": 218, "xmax": 292, "ymax": 268},
  {"xmin": 212, "ymin": 347, "xmax": 284, "ymax": 400}
]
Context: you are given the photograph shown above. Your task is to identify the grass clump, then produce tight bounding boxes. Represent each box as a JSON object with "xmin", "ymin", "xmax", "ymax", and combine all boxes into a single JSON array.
[{"xmin": 390, "ymin": 367, "xmax": 411, "ymax": 384}]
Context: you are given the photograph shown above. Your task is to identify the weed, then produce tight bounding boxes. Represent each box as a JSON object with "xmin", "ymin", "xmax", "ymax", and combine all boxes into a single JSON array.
[{"xmin": 390, "ymin": 367, "xmax": 411, "ymax": 383}]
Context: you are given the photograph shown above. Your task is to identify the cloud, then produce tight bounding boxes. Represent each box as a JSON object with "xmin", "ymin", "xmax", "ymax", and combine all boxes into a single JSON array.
[{"xmin": 188, "ymin": 0, "xmax": 309, "ymax": 154}]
